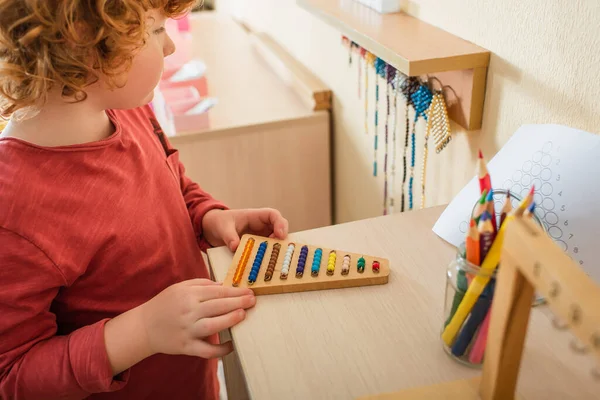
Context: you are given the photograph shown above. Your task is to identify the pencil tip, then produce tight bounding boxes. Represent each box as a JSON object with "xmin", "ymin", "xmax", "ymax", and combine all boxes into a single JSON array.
[
  {"xmin": 486, "ymin": 189, "xmax": 494, "ymax": 201},
  {"xmin": 528, "ymin": 186, "xmax": 535, "ymax": 195},
  {"xmin": 528, "ymin": 201, "xmax": 536, "ymax": 212},
  {"xmin": 478, "ymin": 149, "xmax": 483, "ymax": 159}
]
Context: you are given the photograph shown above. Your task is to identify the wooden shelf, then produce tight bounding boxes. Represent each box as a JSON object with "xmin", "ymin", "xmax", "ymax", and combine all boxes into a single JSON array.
[{"xmin": 297, "ymin": 0, "xmax": 491, "ymax": 130}]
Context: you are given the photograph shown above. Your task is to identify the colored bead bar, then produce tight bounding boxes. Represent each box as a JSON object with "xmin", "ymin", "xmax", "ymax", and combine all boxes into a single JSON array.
[
  {"xmin": 311, "ymin": 248, "xmax": 323, "ymax": 276},
  {"xmin": 233, "ymin": 237, "xmax": 255, "ymax": 286},
  {"xmin": 357, "ymin": 257, "xmax": 366, "ymax": 273},
  {"xmin": 341, "ymin": 255, "xmax": 351, "ymax": 275},
  {"xmin": 327, "ymin": 250, "xmax": 337, "ymax": 276},
  {"xmin": 248, "ymin": 241, "xmax": 267, "ymax": 285},
  {"xmin": 264, "ymin": 243, "xmax": 281, "ymax": 282},
  {"xmin": 372, "ymin": 260, "xmax": 380, "ymax": 273},
  {"xmin": 280, "ymin": 243, "xmax": 295, "ymax": 279},
  {"xmin": 296, "ymin": 245, "xmax": 309, "ymax": 277}
]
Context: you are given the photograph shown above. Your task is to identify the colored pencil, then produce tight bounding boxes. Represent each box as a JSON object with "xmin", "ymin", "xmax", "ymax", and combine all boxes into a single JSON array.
[
  {"xmin": 485, "ymin": 188, "xmax": 497, "ymax": 232},
  {"xmin": 466, "ymin": 219, "xmax": 480, "ymax": 266},
  {"xmin": 477, "ymin": 150, "xmax": 492, "ymax": 194},
  {"xmin": 468, "ymin": 307, "xmax": 492, "ymax": 363},
  {"xmin": 478, "ymin": 211, "xmax": 495, "ymax": 262},
  {"xmin": 499, "ymin": 190, "xmax": 512, "ymax": 228},
  {"xmin": 451, "ymin": 279, "xmax": 495, "ymax": 357},
  {"xmin": 523, "ymin": 201, "xmax": 536, "ymax": 218},
  {"xmin": 473, "ymin": 189, "xmax": 488, "ymax": 224},
  {"xmin": 444, "ymin": 269, "xmax": 468, "ymax": 327},
  {"xmin": 514, "ymin": 186, "xmax": 535, "ymax": 217}
]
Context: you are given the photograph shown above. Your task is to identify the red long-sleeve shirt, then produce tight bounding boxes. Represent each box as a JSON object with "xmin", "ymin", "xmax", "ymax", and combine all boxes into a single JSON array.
[{"xmin": 0, "ymin": 105, "xmax": 227, "ymax": 399}]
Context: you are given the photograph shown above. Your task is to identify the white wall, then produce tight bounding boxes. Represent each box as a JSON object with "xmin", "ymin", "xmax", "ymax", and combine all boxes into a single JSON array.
[{"xmin": 213, "ymin": 0, "xmax": 600, "ymax": 224}]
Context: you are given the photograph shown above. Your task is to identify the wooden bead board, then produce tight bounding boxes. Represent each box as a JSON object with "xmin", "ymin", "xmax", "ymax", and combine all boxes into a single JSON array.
[{"xmin": 223, "ymin": 234, "xmax": 390, "ymax": 295}]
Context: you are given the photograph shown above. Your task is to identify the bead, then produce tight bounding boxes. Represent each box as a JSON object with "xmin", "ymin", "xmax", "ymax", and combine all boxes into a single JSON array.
[
  {"xmin": 357, "ymin": 256, "xmax": 366, "ymax": 273},
  {"xmin": 280, "ymin": 243, "xmax": 296, "ymax": 279},
  {"xmin": 327, "ymin": 250, "xmax": 337, "ymax": 275},
  {"xmin": 248, "ymin": 241, "xmax": 268, "ymax": 285},
  {"xmin": 341, "ymin": 255, "xmax": 351, "ymax": 275},
  {"xmin": 372, "ymin": 260, "xmax": 380, "ymax": 273},
  {"xmin": 311, "ymin": 248, "xmax": 323, "ymax": 276},
  {"xmin": 233, "ymin": 237, "xmax": 255, "ymax": 286},
  {"xmin": 264, "ymin": 243, "xmax": 281, "ymax": 281}
]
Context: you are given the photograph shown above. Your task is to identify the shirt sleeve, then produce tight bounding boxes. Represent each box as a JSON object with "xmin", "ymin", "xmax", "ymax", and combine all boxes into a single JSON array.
[
  {"xmin": 175, "ymin": 158, "xmax": 230, "ymax": 252},
  {"xmin": 0, "ymin": 228, "xmax": 129, "ymax": 399}
]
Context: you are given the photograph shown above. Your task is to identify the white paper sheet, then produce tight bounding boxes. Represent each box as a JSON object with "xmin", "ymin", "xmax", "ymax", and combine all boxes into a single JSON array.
[{"xmin": 432, "ymin": 124, "xmax": 600, "ymax": 283}]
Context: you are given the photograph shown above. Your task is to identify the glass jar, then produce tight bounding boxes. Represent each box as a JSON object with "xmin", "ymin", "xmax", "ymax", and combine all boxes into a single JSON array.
[
  {"xmin": 441, "ymin": 247, "xmax": 495, "ymax": 368},
  {"xmin": 440, "ymin": 188, "xmax": 548, "ymax": 368}
]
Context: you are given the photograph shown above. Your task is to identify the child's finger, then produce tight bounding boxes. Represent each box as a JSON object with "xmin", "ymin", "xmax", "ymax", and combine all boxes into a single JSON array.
[
  {"xmin": 195, "ymin": 294, "xmax": 256, "ymax": 320},
  {"xmin": 185, "ymin": 339, "xmax": 234, "ymax": 359},
  {"xmin": 184, "ymin": 278, "xmax": 221, "ymax": 286},
  {"xmin": 192, "ymin": 308, "xmax": 247, "ymax": 338},
  {"xmin": 193, "ymin": 285, "xmax": 253, "ymax": 302}
]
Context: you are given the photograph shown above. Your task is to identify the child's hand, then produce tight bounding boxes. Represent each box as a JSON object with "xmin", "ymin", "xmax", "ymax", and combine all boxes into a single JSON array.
[
  {"xmin": 202, "ymin": 208, "xmax": 289, "ymax": 251},
  {"xmin": 138, "ymin": 278, "xmax": 255, "ymax": 359}
]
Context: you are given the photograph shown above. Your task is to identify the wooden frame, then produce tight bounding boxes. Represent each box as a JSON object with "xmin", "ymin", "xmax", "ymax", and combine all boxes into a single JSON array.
[
  {"xmin": 297, "ymin": 0, "xmax": 491, "ymax": 130},
  {"xmin": 360, "ymin": 216, "xmax": 600, "ymax": 399}
]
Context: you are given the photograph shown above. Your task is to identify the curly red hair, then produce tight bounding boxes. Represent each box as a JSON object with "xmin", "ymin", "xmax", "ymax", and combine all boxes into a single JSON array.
[{"xmin": 0, "ymin": 0, "xmax": 197, "ymax": 119}]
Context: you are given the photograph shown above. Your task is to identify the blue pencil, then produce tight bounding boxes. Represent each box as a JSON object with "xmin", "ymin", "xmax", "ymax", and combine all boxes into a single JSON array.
[{"xmin": 451, "ymin": 279, "xmax": 496, "ymax": 357}]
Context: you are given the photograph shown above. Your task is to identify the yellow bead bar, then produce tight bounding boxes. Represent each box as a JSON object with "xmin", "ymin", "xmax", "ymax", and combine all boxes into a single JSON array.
[{"xmin": 327, "ymin": 250, "xmax": 337, "ymax": 275}]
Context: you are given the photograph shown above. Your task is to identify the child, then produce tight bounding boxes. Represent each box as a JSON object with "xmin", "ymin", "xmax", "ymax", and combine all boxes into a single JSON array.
[{"xmin": 0, "ymin": 1, "xmax": 288, "ymax": 399}]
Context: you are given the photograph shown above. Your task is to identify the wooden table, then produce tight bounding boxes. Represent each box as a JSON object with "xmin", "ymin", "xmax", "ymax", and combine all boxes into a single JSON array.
[
  {"xmin": 166, "ymin": 12, "xmax": 332, "ymax": 232},
  {"xmin": 207, "ymin": 206, "xmax": 599, "ymax": 400}
]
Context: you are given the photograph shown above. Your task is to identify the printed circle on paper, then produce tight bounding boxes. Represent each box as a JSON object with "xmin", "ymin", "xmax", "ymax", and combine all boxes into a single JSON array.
[
  {"xmin": 520, "ymin": 174, "xmax": 532, "ymax": 187},
  {"xmin": 512, "ymin": 170, "xmax": 523, "ymax": 182},
  {"xmin": 503, "ymin": 179, "xmax": 514, "ymax": 190},
  {"xmin": 542, "ymin": 198, "xmax": 555, "ymax": 210},
  {"xmin": 556, "ymin": 240, "xmax": 568, "ymax": 252},
  {"xmin": 545, "ymin": 212, "xmax": 559, "ymax": 225},
  {"xmin": 459, "ymin": 221, "xmax": 468, "ymax": 234},
  {"xmin": 542, "ymin": 142, "xmax": 553, "ymax": 153},
  {"xmin": 533, "ymin": 151, "xmax": 543, "ymax": 162},
  {"xmin": 540, "ymin": 168, "xmax": 552, "ymax": 181},
  {"xmin": 541, "ymin": 183, "xmax": 553, "ymax": 196},
  {"xmin": 522, "ymin": 160, "xmax": 533, "ymax": 173},
  {"xmin": 534, "ymin": 193, "xmax": 543, "ymax": 205},
  {"xmin": 511, "ymin": 183, "xmax": 523, "ymax": 196},
  {"xmin": 548, "ymin": 226, "xmax": 563, "ymax": 239},
  {"xmin": 531, "ymin": 164, "xmax": 542, "ymax": 176},
  {"xmin": 531, "ymin": 178, "xmax": 542, "ymax": 190},
  {"xmin": 536, "ymin": 208, "xmax": 546, "ymax": 219},
  {"xmin": 541, "ymin": 154, "xmax": 552, "ymax": 167}
]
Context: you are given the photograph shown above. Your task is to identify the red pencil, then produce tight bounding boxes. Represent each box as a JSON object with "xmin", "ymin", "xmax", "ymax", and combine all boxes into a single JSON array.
[{"xmin": 477, "ymin": 150, "xmax": 492, "ymax": 194}]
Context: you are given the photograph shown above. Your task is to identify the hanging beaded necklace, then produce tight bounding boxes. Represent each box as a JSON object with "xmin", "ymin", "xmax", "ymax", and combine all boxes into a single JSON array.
[
  {"xmin": 388, "ymin": 69, "xmax": 407, "ymax": 213},
  {"xmin": 408, "ymin": 83, "xmax": 433, "ymax": 210},
  {"xmin": 399, "ymin": 77, "xmax": 420, "ymax": 212},
  {"xmin": 373, "ymin": 57, "xmax": 387, "ymax": 177},
  {"xmin": 364, "ymin": 51, "xmax": 376, "ymax": 138},
  {"xmin": 421, "ymin": 89, "xmax": 451, "ymax": 208}
]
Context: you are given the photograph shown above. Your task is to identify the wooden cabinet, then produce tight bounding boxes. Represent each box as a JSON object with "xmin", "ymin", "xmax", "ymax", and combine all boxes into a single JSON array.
[{"xmin": 167, "ymin": 13, "xmax": 332, "ymax": 232}]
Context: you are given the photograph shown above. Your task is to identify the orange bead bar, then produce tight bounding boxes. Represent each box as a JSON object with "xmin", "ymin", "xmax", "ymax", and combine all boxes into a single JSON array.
[{"xmin": 232, "ymin": 237, "xmax": 255, "ymax": 286}]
